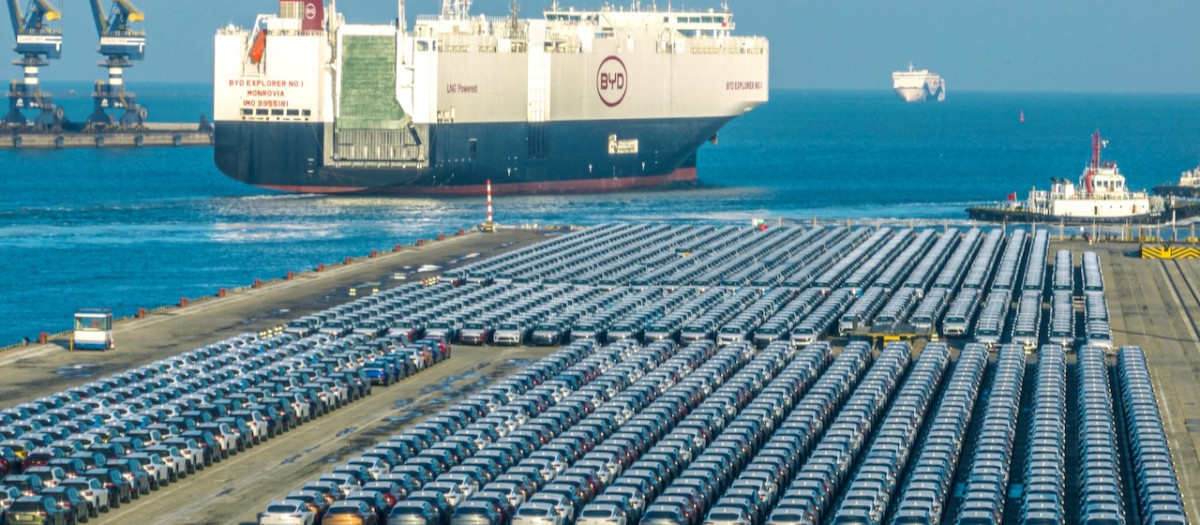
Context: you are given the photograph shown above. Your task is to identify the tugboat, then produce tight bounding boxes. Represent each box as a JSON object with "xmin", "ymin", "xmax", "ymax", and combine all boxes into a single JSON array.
[
  {"xmin": 967, "ymin": 131, "xmax": 1200, "ymax": 225},
  {"xmin": 1153, "ymin": 165, "xmax": 1200, "ymax": 198}
]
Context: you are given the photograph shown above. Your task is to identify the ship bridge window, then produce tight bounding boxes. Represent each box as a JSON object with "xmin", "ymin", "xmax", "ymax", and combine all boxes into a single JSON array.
[
  {"xmin": 302, "ymin": 109, "xmax": 312, "ymax": 117},
  {"xmin": 417, "ymin": 40, "xmax": 432, "ymax": 51},
  {"xmin": 255, "ymin": 109, "xmax": 268, "ymax": 116},
  {"xmin": 271, "ymin": 109, "xmax": 284, "ymax": 116},
  {"xmin": 241, "ymin": 108, "xmax": 253, "ymax": 116},
  {"xmin": 286, "ymin": 109, "xmax": 300, "ymax": 117}
]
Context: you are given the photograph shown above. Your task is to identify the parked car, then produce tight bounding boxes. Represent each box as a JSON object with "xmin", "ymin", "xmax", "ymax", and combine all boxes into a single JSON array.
[{"xmin": 258, "ymin": 499, "xmax": 317, "ymax": 525}]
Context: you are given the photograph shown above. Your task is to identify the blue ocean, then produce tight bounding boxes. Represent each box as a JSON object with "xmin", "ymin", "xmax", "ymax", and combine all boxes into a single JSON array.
[{"xmin": 2, "ymin": 83, "xmax": 1199, "ymax": 344}]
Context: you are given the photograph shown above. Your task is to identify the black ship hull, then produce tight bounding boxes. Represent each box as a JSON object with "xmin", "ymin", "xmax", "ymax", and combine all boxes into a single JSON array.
[
  {"xmin": 1153, "ymin": 185, "xmax": 1200, "ymax": 198},
  {"xmin": 966, "ymin": 203, "xmax": 1200, "ymax": 225},
  {"xmin": 213, "ymin": 116, "xmax": 733, "ymax": 195}
]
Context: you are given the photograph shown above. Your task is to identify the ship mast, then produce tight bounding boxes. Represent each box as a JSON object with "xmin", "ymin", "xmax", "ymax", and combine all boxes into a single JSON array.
[{"xmin": 1085, "ymin": 130, "xmax": 1104, "ymax": 197}]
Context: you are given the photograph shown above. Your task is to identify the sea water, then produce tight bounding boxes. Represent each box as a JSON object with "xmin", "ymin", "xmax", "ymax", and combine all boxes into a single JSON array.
[{"xmin": 1, "ymin": 83, "xmax": 1198, "ymax": 343}]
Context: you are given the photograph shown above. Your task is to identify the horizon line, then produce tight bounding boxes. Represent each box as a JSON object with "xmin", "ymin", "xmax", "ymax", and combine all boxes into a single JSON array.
[{"xmin": 28, "ymin": 80, "xmax": 1200, "ymax": 97}]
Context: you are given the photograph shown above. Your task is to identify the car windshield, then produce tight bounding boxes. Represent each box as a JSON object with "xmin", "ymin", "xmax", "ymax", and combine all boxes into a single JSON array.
[{"xmin": 518, "ymin": 507, "xmax": 553, "ymax": 517}]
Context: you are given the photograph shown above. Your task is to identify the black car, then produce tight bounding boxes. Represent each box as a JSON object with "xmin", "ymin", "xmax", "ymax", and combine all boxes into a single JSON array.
[
  {"xmin": 6, "ymin": 495, "xmax": 68, "ymax": 525},
  {"xmin": 42, "ymin": 486, "xmax": 88, "ymax": 525},
  {"xmin": 102, "ymin": 460, "xmax": 150, "ymax": 497}
]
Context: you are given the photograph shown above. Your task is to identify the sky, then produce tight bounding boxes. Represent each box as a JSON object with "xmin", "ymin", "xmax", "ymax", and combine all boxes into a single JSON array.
[{"xmin": 8, "ymin": 0, "xmax": 1199, "ymax": 93}]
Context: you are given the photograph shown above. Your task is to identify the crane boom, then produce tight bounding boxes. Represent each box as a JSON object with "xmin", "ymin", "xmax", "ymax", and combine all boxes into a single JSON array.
[
  {"xmin": 90, "ymin": 0, "xmax": 143, "ymax": 36},
  {"xmin": 9, "ymin": 0, "xmax": 60, "ymax": 37},
  {"xmin": 89, "ymin": 0, "xmax": 104, "ymax": 35},
  {"xmin": 7, "ymin": 0, "xmax": 21, "ymax": 37}
]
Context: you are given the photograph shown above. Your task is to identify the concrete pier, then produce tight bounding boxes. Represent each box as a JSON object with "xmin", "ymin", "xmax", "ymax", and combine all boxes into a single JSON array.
[{"xmin": 0, "ymin": 122, "xmax": 213, "ymax": 149}]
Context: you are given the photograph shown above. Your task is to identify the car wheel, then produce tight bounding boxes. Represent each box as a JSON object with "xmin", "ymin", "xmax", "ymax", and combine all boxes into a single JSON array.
[{"xmin": 90, "ymin": 504, "xmax": 99, "ymax": 518}]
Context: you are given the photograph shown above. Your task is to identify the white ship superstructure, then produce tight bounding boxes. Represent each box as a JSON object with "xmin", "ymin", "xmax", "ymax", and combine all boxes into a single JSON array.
[
  {"xmin": 1023, "ymin": 132, "xmax": 1159, "ymax": 219},
  {"xmin": 892, "ymin": 63, "xmax": 944, "ymax": 102},
  {"xmin": 211, "ymin": 0, "xmax": 769, "ymax": 194},
  {"xmin": 1178, "ymin": 166, "xmax": 1200, "ymax": 188}
]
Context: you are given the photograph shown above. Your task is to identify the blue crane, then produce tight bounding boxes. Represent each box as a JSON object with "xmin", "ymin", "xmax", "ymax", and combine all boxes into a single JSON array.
[
  {"xmin": 3, "ymin": 0, "xmax": 64, "ymax": 127},
  {"xmin": 87, "ymin": 0, "xmax": 146, "ymax": 128}
]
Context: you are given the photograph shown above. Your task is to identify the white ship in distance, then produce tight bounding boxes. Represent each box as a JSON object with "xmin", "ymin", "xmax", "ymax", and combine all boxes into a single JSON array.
[{"xmin": 892, "ymin": 63, "xmax": 945, "ymax": 102}]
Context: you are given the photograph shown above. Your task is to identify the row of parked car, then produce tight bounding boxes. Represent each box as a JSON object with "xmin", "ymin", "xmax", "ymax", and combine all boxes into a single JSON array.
[
  {"xmin": 777, "ymin": 228, "xmax": 867, "ymax": 290},
  {"xmin": 988, "ymin": 229, "xmax": 1028, "ymax": 292},
  {"xmin": 1117, "ymin": 347, "xmax": 1188, "ymax": 525},
  {"xmin": 1076, "ymin": 346, "xmax": 1126, "ymax": 525},
  {"xmin": 953, "ymin": 343, "xmax": 1025, "ymax": 525},
  {"xmin": 0, "ymin": 317, "xmax": 450, "ymax": 525},
  {"xmin": 771, "ymin": 343, "xmax": 914, "ymax": 525},
  {"xmin": 446, "ymin": 224, "xmax": 1106, "ymax": 357},
  {"xmin": 640, "ymin": 342, "xmax": 835, "ymax": 525},
  {"xmin": 574, "ymin": 341, "xmax": 813, "ymax": 525},
  {"xmin": 1019, "ymin": 344, "xmax": 1067, "ymax": 525},
  {"xmin": 863, "ymin": 230, "xmax": 936, "ymax": 293},
  {"xmin": 830, "ymin": 344, "xmax": 949, "ymax": 525},
  {"xmin": 259, "ymin": 339, "xmax": 708, "ymax": 525},
  {"xmin": 703, "ymin": 342, "xmax": 869, "ymax": 525},
  {"xmin": 900, "ymin": 229, "xmax": 957, "ymax": 293},
  {"xmin": 721, "ymin": 229, "xmax": 825, "ymax": 288},
  {"xmin": 1085, "ymin": 291, "xmax": 1115, "ymax": 352},
  {"xmin": 892, "ymin": 344, "xmax": 988, "ymax": 525}
]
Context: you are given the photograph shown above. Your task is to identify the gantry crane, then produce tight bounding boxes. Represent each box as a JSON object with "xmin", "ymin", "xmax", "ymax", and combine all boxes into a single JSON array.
[
  {"xmin": 88, "ymin": 0, "xmax": 146, "ymax": 128},
  {"xmin": 3, "ymin": 0, "xmax": 64, "ymax": 128}
]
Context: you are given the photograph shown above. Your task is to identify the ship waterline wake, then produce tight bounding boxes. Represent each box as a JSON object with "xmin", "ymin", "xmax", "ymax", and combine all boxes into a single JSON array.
[{"xmin": 212, "ymin": 0, "xmax": 769, "ymax": 195}]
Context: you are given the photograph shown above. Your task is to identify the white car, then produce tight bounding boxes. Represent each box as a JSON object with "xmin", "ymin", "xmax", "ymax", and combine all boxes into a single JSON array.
[
  {"xmin": 146, "ymin": 446, "xmax": 188, "ymax": 480},
  {"xmin": 128, "ymin": 453, "xmax": 171, "ymax": 488},
  {"xmin": 258, "ymin": 499, "xmax": 316, "ymax": 525},
  {"xmin": 63, "ymin": 478, "xmax": 110, "ymax": 515},
  {"xmin": 347, "ymin": 457, "xmax": 388, "ymax": 481}
]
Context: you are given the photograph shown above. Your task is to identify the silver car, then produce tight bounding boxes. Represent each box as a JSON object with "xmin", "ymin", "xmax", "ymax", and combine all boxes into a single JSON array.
[{"xmin": 258, "ymin": 499, "xmax": 316, "ymax": 525}]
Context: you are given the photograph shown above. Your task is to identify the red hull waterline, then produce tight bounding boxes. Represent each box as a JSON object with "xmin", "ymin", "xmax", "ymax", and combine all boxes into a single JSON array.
[{"xmin": 256, "ymin": 167, "xmax": 698, "ymax": 196}]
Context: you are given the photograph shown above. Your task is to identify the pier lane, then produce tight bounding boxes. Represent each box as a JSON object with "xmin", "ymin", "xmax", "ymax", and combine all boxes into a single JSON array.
[{"xmin": 1099, "ymin": 244, "xmax": 1200, "ymax": 517}]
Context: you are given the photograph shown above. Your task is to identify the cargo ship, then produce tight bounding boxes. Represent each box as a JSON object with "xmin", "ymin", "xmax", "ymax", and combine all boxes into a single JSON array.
[
  {"xmin": 967, "ymin": 131, "xmax": 1200, "ymax": 225},
  {"xmin": 1153, "ymin": 165, "xmax": 1200, "ymax": 198},
  {"xmin": 892, "ymin": 63, "xmax": 944, "ymax": 102},
  {"xmin": 212, "ymin": 0, "xmax": 769, "ymax": 195}
]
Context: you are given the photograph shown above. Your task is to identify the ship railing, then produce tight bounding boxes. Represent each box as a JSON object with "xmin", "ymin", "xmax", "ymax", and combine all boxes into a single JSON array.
[
  {"xmin": 667, "ymin": 36, "xmax": 766, "ymax": 55},
  {"xmin": 219, "ymin": 27, "xmax": 324, "ymax": 38}
]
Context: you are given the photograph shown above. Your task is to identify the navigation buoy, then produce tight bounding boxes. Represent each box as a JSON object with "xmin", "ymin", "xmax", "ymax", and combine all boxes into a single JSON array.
[{"xmin": 1019, "ymin": 110, "xmax": 1025, "ymax": 123}]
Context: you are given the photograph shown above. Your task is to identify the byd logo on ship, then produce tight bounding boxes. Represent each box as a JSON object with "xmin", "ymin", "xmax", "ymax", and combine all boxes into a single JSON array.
[
  {"xmin": 596, "ymin": 56, "xmax": 627, "ymax": 107},
  {"xmin": 304, "ymin": 3, "xmax": 317, "ymax": 19}
]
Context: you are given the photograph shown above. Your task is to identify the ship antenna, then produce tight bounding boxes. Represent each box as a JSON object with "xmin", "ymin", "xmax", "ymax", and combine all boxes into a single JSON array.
[
  {"xmin": 509, "ymin": 0, "xmax": 519, "ymax": 33},
  {"xmin": 1084, "ymin": 129, "xmax": 1104, "ymax": 197}
]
